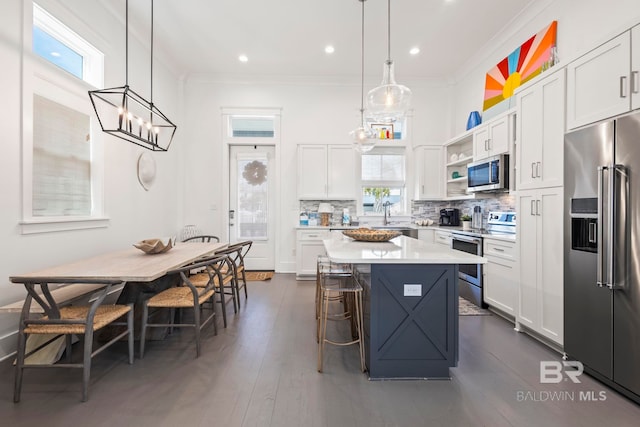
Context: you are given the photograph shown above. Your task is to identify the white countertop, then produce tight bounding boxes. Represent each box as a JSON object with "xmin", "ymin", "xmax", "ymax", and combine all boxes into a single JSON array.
[
  {"xmin": 323, "ymin": 232, "xmax": 487, "ymax": 265},
  {"xmin": 297, "ymin": 224, "xmax": 516, "ymax": 242}
]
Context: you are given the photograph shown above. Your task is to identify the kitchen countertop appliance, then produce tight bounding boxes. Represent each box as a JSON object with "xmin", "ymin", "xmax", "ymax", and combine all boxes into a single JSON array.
[
  {"xmin": 564, "ymin": 112, "xmax": 640, "ymax": 404},
  {"xmin": 439, "ymin": 208, "xmax": 460, "ymax": 226},
  {"xmin": 451, "ymin": 211, "xmax": 515, "ymax": 308}
]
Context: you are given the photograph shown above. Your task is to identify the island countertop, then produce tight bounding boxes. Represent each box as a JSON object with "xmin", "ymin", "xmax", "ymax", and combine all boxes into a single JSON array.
[{"xmin": 323, "ymin": 231, "xmax": 487, "ymax": 265}]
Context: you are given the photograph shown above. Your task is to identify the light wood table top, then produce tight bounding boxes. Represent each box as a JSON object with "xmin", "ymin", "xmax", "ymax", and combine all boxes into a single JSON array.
[{"xmin": 9, "ymin": 242, "xmax": 227, "ymax": 283}]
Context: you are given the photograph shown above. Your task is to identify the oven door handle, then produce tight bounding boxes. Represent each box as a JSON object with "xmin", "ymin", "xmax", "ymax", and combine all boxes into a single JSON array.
[{"xmin": 451, "ymin": 233, "xmax": 482, "ymax": 245}]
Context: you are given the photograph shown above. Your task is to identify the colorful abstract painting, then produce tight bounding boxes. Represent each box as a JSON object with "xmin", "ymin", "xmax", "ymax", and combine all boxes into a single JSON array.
[{"xmin": 482, "ymin": 21, "xmax": 557, "ymax": 112}]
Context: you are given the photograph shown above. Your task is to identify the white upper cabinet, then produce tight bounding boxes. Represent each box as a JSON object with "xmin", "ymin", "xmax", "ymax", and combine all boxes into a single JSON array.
[
  {"xmin": 326, "ymin": 145, "xmax": 356, "ymax": 199},
  {"xmin": 298, "ymin": 145, "xmax": 356, "ymax": 199},
  {"xmin": 632, "ymin": 24, "xmax": 640, "ymax": 111},
  {"xmin": 472, "ymin": 113, "xmax": 511, "ymax": 161},
  {"xmin": 415, "ymin": 145, "xmax": 443, "ymax": 200},
  {"xmin": 566, "ymin": 30, "xmax": 634, "ymax": 130},
  {"xmin": 516, "ymin": 68, "xmax": 565, "ymax": 191}
]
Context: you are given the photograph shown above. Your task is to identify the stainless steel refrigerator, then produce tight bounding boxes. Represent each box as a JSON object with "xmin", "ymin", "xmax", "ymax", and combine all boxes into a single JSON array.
[{"xmin": 564, "ymin": 111, "xmax": 640, "ymax": 403}]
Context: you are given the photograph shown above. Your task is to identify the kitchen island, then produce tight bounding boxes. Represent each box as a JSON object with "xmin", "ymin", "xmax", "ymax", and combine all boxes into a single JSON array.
[{"xmin": 323, "ymin": 231, "xmax": 486, "ymax": 379}]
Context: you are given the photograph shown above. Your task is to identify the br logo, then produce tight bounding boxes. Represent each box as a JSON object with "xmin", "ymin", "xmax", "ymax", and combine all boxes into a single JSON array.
[{"xmin": 540, "ymin": 361, "xmax": 584, "ymax": 383}]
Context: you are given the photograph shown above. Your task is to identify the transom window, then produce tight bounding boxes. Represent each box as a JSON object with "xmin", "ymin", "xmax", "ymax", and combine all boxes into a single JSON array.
[
  {"xmin": 228, "ymin": 116, "xmax": 276, "ymax": 138},
  {"xmin": 32, "ymin": 3, "xmax": 103, "ymax": 87}
]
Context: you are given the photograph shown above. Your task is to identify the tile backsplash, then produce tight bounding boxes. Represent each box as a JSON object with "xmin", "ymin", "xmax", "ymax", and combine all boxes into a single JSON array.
[
  {"xmin": 299, "ymin": 200, "xmax": 357, "ymax": 225},
  {"xmin": 412, "ymin": 193, "xmax": 515, "ymax": 224},
  {"xmin": 299, "ymin": 194, "xmax": 515, "ymax": 227}
]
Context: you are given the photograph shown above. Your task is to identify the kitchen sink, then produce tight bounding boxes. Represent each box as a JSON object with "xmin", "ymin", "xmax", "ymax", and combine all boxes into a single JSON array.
[{"xmin": 371, "ymin": 226, "xmax": 418, "ymax": 239}]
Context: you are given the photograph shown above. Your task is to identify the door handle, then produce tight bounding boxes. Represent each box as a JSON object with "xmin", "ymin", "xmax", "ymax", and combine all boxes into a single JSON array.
[
  {"xmin": 530, "ymin": 200, "xmax": 535, "ymax": 215},
  {"xmin": 536, "ymin": 199, "xmax": 541, "ymax": 216},
  {"xmin": 588, "ymin": 222, "xmax": 597, "ymax": 244},
  {"xmin": 536, "ymin": 162, "xmax": 541, "ymax": 178},
  {"xmin": 531, "ymin": 162, "xmax": 536, "ymax": 178},
  {"xmin": 632, "ymin": 71, "xmax": 639, "ymax": 94},
  {"xmin": 487, "ymin": 138, "xmax": 491, "ymax": 151},
  {"xmin": 620, "ymin": 76, "xmax": 628, "ymax": 98},
  {"xmin": 597, "ymin": 166, "xmax": 606, "ymax": 287},
  {"xmin": 484, "ymin": 139, "xmax": 488, "ymax": 151}
]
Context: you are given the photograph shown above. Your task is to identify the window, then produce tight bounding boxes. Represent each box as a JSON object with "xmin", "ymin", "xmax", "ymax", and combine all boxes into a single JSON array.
[
  {"xmin": 222, "ymin": 108, "xmax": 281, "ymax": 142},
  {"xmin": 229, "ymin": 116, "xmax": 275, "ymax": 138},
  {"xmin": 33, "ymin": 95, "xmax": 91, "ymax": 217},
  {"xmin": 360, "ymin": 148, "xmax": 406, "ymax": 215},
  {"xmin": 21, "ymin": 3, "xmax": 107, "ymax": 233},
  {"xmin": 32, "ymin": 3, "xmax": 103, "ymax": 87}
]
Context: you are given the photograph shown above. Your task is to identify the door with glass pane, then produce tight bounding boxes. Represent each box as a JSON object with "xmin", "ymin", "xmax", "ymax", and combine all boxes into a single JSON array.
[{"xmin": 229, "ymin": 145, "xmax": 275, "ymax": 270}]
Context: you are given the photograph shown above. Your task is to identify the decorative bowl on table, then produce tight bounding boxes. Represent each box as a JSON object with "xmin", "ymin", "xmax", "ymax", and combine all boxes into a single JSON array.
[
  {"xmin": 133, "ymin": 238, "xmax": 174, "ymax": 254},
  {"xmin": 342, "ymin": 228, "xmax": 401, "ymax": 242}
]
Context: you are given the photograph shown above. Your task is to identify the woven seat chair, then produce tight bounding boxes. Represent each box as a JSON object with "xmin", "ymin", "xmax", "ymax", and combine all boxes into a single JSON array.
[
  {"xmin": 182, "ymin": 235, "xmax": 220, "ymax": 243},
  {"xmin": 13, "ymin": 279, "xmax": 133, "ymax": 402},
  {"xmin": 140, "ymin": 254, "xmax": 225, "ymax": 358},
  {"xmin": 213, "ymin": 241, "xmax": 252, "ymax": 308},
  {"xmin": 188, "ymin": 252, "xmax": 237, "ymax": 327}
]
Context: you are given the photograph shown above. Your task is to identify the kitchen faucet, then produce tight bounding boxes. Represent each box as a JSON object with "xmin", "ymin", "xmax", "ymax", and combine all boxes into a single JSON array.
[{"xmin": 383, "ymin": 201, "xmax": 391, "ymax": 225}]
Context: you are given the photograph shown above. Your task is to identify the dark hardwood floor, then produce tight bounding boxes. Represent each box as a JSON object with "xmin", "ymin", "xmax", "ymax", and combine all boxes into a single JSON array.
[{"xmin": 1, "ymin": 273, "xmax": 640, "ymax": 426}]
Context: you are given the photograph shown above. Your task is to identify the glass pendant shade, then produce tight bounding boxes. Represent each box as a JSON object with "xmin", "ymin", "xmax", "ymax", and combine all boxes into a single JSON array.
[
  {"xmin": 366, "ymin": 60, "xmax": 412, "ymax": 123},
  {"xmin": 350, "ymin": 120, "xmax": 376, "ymax": 153}
]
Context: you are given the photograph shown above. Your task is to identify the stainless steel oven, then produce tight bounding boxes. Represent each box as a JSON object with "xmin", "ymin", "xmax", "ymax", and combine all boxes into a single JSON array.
[{"xmin": 451, "ymin": 233, "xmax": 485, "ymax": 308}]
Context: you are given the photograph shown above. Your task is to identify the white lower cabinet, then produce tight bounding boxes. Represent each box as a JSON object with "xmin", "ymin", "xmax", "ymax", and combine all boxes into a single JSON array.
[
  {"xmin": 296, "ymin": 229, "xmax": 330, "ymax": 279},
  {"xmin": 483, "ymin": 238, "xmax": 518, "ymax": 317},
  {"xmin": 516, "ymin": 187, "xmax": 564, "ymax": 345},
  {"xmin": 434, "ymin": 230, "xmax": 452, "ymax": 247},
  {"xmin": 417, "ymin": 228, "xmax": 435, "ymax": 243}
]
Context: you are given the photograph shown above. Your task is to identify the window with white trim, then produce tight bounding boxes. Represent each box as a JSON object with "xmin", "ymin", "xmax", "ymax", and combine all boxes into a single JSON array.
[
  {"xmin": 21, "ymin": 3, "xmax": 106, "ymax": 233},
  {"xmin": 360, "ymin": 147, "xmax": 406, "ymax": 215},
  {"xmin": 33, "ymin": 3, "xmax": 103, "ymax": 87}
]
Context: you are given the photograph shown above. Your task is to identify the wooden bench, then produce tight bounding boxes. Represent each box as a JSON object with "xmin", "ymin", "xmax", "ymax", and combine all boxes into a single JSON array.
[{"xmin": 0, "ymin": 282, "xmax": 125, "ymax": 313}]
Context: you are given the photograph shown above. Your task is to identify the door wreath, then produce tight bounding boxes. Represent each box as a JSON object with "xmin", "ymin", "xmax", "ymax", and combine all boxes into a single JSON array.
[{"xmin": 242, "ymin": 160, "xmax": 267, "ymax": 186}]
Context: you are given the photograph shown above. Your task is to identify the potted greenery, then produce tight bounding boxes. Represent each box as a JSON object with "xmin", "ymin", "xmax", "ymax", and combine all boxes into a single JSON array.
[{"xmin": 461, "ymin": 214, "xmax": 472, "ymax": 230}]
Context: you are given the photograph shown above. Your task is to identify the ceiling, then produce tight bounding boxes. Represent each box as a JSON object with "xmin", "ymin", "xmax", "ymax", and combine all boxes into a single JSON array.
[{"xmin": 104, "ymin": 0, "xmax": 534, "ymax": 82}]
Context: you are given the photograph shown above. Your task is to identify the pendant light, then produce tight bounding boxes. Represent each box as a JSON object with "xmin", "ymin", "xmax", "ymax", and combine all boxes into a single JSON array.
[
  {"xmin": 350, "ymin": 0, "xmax": 376, "ymax": 153},
  {"xmin": 89, "ymin": 0, "xmax": 176, "ymax": 151},
  {"xmin": 366, "ymin": 0, "xmax": 412, "ymax": 123}
]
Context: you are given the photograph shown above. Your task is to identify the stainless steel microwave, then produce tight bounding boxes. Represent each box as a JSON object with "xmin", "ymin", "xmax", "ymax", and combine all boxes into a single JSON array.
[{"xmin": 466, "ymin": 154, "xmax": 509, "ymax": 192}]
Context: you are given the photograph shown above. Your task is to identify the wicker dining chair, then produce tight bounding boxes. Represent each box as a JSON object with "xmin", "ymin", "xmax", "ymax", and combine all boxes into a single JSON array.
[
  {"xmin": 13, "ymin": 279, "xmax": 133, "ymax": 403},
  {"xmin": 187, "ymin": 251, "xmax": 238, "ymax": 327},
  {"xmin": 183, "ymin": 235, "xmax": 220, "ymax": 243},
  {"xmin": 139, "ymin": 254, "xmax": 225, "ymax": 358},
  {"xmin": 219, "ymin": 241, "xmax": 252, "ymax": 304}
]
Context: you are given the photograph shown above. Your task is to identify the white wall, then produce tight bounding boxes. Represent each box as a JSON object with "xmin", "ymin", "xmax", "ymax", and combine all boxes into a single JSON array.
[
  {"xmin": 451, "ymin": 0, "xmax": 640, "ymax": 135},
  {"xmin": 0, "ymin": 0, "xmax": 182, "ymax": 360}
]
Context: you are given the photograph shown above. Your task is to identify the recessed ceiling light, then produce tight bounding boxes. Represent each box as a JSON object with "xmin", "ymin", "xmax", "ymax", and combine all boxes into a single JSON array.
[
  {"xmin": 325, "ymin": 45, "xmax": 335, "ymax": 54},
  {"xmin": 50, "ymin": 51, "xmax": 61, "ymax": 57},
  {"xmin": 409, "ymin": 47, "xmax": 420, "ymax": 55},
  {"xmin": 238, "ymin": 54, "xmax": 248, "ymax": 63}
]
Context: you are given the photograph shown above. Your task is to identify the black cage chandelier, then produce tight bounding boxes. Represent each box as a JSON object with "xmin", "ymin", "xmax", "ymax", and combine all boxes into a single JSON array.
[{"xmin": 89, "ymin": 0, "xmax": 176, "ymax": 151}]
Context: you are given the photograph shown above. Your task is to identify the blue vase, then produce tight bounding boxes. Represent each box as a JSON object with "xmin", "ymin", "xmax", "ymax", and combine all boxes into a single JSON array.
[{"xmin": 466, "ymin": 111, "xmax": 481, "ymax": 130}]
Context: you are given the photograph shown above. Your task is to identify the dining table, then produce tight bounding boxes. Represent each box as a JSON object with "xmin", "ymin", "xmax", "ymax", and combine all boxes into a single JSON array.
[{"xmin": 10, "ymin": 241, "xmax": 227, "ymax": 339}]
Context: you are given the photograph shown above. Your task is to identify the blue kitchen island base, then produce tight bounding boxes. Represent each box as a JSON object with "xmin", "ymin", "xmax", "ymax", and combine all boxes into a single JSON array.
[{"xmin": 357, "ymin": 263, "xmax": 459, "ymax": 379}]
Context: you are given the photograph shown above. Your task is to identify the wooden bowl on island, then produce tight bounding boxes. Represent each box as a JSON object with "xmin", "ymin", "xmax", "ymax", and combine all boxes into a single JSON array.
[{"xmin": 342, "ymin": 228, "xmax": 401, "ymax": 242}]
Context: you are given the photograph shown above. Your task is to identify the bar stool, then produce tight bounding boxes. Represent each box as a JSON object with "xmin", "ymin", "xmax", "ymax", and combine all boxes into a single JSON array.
[
  {"xmin": 315, "ymin": 256, "xmax": 351, "ymax": 324},
  {"xmin": 317, "ymin": 267, "xmax": 365, "ymax": 373}
]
